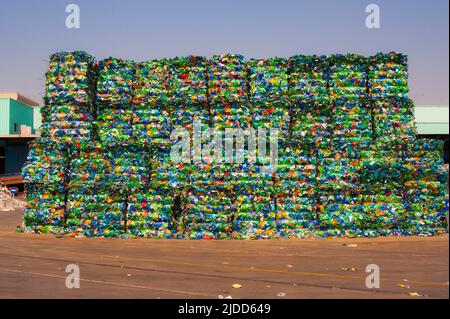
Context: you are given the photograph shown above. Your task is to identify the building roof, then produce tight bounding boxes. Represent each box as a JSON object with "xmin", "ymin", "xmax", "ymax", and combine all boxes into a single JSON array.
[
  {"xmin": 0, "ymin": 92, "xmax": 39, "ymax": 107},
  {"xmin": 415, "ymin": 105, "xmax": 449, "ymax": 135}
]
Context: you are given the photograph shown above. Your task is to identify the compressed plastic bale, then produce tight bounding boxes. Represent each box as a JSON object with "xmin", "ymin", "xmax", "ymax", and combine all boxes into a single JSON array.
[
  {"xmin": 96, "ymin": 108, "xmax": 133, "ymax": 146},
  {"xmin": 404, "ymin": 139, "xmax": 444, "ymax": 162},
  {"xmin": 274, "ymin": 161, "xmax": 316, "ymax": 189},
  {"xmin": 41, "ymin": 104, "xmax": 92, "ymax": 123},
  {"xmin": 274, "ymin": 142, "xmax": 316, "ymax": 194},
  {"xmin": 84, "ymin": 193, "xmax": 126, "ymax": 237},
  {"xmin": 208, "ymin": 54, "xmax": 248, "ymax": 104},
  {"xmin": 169, "ymin": 56, "xmax": 209, "ymax": 105},
  {"xmin": 169, "ymin": 105, "xmax": 211, "ymax": 132},
  {"xmin": 360, "ymin": 148, "xmax": 405, "ymax": 188},
  {"xmin": 133, "ymin": 59, "xmax": 171, "ymax": 107},
  {"xmin": 67, "ymin": 142, "xmax": 110, "ymax": 189},
  {"xmin": 368, "ymin": 52, "xmax": 409, "ymax": 99},
  {"xmin": 251, "ymin": 101, "xmax": 291, "ymax": 136},
  {"xmin": 403, "ymin": 180, "xmax": 447, "ymax": 197},
  {"xmin": 275, "ymin": 190, "xmax": 318, "ymax": 236},
  {"xmin": 373, "ymin": 97, "xmax": 416, "ymax": 145},
  {"xmin": 402, "ymin": 159, "xmax": 447, "ymax": 182},
  {"xmin": 317, "ymin": 192, "xmax": 365, "ymax": 230},
  {"xmin": 97, "ymin": 57, "xmax": 136, "ymax": 106},
  {"xmin": 316, "ymin": 156, "xmax": 362, "ymax": 192},
  {"xmin": 331, "ymin": 97, "xmax": 373, "ymax": 150},
  {"xmin": 23, "ymin": 184, "xmax": 66, "ymax": 233},
  {"xmin": 361, "ymin": 194, "xmax": 406, "ymax": 229},
  {"xmin": 328, "ymin": 54, "xmax": 368, "ymax": 100},
  {"xmin": 288, "ymin": 55, "xmax": 330, "ymax": 103},
  {"xmin": 232, "ymin": 193, "xmax": 274, "ymax": 239},
  {"xmin": 42, "ymin": 51, "xmax": 96, "ymax": 144},
  {"xmin": 400, "ymin": 195, "xmax": 448, "ymax": 235},
  {"xmin": 65, "ymin": 186, "xmax": 127, "ymax": 237},
  {"xmin": 44, "ymin": 51, "xmax": 96, "ymax": 105},
  {"xmin": 247, "ymin": 57, "xmax": 288, "ymax": 104},
  {"xmin": 150, "ymin": 146, "xmax": 192, "ymax": 191},
  {"xmin": 210, "ymin": 101, "xmax": 252, "ymax": 130},
  {"xmin": 184, "ymin": 184, "xmax": 233, "ymax": 239},
  {"xmin": 22, "ymin": 138, "xmax": 68, "ymax": 186},
  {"xmin": 106, "ymin": 145, "xmax": 152, "ymax": 192},
  {"xmin": 41, "ymin": 121, "xmax": 93, "ymax": 143},
  {"xmin": 291, "ymin": 100, "xmax": 332, "ymax": 147},
  {"xmin": 131, "ymin": 108, "xmax": 171, "ymax": 146},
  {"xmin": 126, "ymin": 191, "xmax": 172, "ymax": 238}
]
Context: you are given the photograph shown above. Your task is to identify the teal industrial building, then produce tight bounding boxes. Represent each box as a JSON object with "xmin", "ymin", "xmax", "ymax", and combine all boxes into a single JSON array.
[{"xmin": 0, "ymin": 92, "xmax": 40, "ymax": 178}]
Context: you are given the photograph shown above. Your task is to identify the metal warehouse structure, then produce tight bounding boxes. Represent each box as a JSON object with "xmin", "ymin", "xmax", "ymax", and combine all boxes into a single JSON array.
[
  {"xmin": 415, "ymin": 105, "xmax": 449, "ymax": 163},
  {"xmin": 0, "ymin": 92, "xmax": 40, "ymax": 188}
]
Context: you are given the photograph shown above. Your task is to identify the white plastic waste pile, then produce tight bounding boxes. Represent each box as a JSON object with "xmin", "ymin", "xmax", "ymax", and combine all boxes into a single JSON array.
[{"xmin": 0, "ymin": 183, "xmax": 25, "ymax": 211}]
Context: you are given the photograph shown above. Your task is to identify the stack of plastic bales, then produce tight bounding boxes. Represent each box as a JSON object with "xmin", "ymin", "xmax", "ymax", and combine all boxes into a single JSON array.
[
  {"xmin": 329, "ymin": 54, "xmax": 371, "ymax": 154},
  {"xmin": 169, "ymin": 56, "xmax": 210, "ymax": 129},
  {"xmin": 22, "ymin": 51, "xmax": 448, "ymax": 239},
  {"xmin": 369, "ymin": 52, "xmax": 415, "ymax": 146},
  {"xmin": 209, "ymin": 54, "xmax": 250, "ymax": 129},
  {"xmin": 147, "ymin": 146, "xmax": 191, "ymax": 238},
  {"xmin": 66, "ymin": 142, "xmax": 128, "ymax": 237},
  {"xmin": 288, "ymin": 55, "xmax": 332, "ymax": 148},
  {"xmin": 247, "ymin": 57, "xmax": 290, "ymax": 135},
  {"xmin": 316, "ymin": 153, "xmax": 365, "ymax": 236},
  {"xmin": 316, "ymin": 54, "xmax": 369, "ymax": 235},
  {"xmin": 42, "ymin": 51, "xmax": 96, "ymax": 142},
  {"xmin": 22, "ymin": 139, "xmax": 68, "ymax": 233},
  {"xmin": 244, "ymin": 57, "xmax": 290, "ymax": 238},
  {"xmin": 133, "ymin": 59, "xmax": 171, "ymax": 146},
  {"xmin": 185, "ymin": 176, "xmax": 233, "ymax": 239},
  {"xmin": 401, "ymin": 139, "xmax": 448, "ymax": 234},
  {"xmin": 358, "ymin": 142, "xmax": 407, "ymax": 236},
  {"xmin": 364, "ymin": 52, "xmax": 415, "ymax": 235},
  {"xmin": 164, "ymin": 56, "xmax": 212, "ymax": 238},
  {"xmin": 126, "ymin": 60, "xmax": 173, "ymax": 238},
  {"xmin": 119, "ymin": 145, "xmax": 165, "ymax": 237},
  {"xmin": 209, "ymin": 54, "xmax": 273, "ymax": 238},
  {"xmin": 273, "ymin": 143, "xmax": 317, "ymax": 238},
  {"xmin": 70, "ymin": 57, "xmax": 136, "ymax": 237},
  {"xmin": 227, "ymin": 162, "xmax": 274, "ymax": 239},
  {"xmin": 96, "ymin": 58, "xmax": 135, "ymax": 146}
]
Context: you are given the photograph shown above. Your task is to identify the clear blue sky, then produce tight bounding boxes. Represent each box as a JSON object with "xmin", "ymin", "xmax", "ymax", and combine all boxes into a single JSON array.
[{"xmin": 0, "ymin": 0, "xmax": 448, "ymax": 105}]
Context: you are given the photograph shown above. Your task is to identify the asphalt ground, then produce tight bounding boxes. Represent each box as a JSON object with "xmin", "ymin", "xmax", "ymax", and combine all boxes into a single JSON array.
[{"xmin": 0, "ymin": 209, "xmax": 448, "ymax": 299}]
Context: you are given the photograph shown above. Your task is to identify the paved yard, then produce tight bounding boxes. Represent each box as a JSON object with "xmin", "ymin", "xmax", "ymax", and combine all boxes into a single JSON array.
[{"xmin": 0, "ymin": 210, "xmax": 448, "ymax": 298}]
